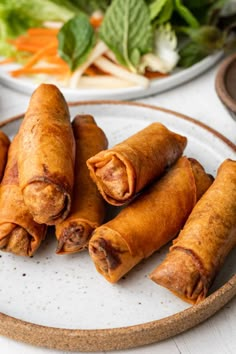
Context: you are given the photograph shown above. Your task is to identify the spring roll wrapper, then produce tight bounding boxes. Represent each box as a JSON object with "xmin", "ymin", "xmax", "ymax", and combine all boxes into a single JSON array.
[
  {"xmin": 18, "ymin": 84, "xmax": 75, "ymax": 225},
  {"xmin": 0, "ymin": 135, "xmax": 47, "ymax": 256},
  {"xmin": 150, "ymin": 159, "xmax": 236, "ymax": 305},
  {"xmin": 89, "ymin": 157, "xmax": 213, "ymax": 283},
  {"xmin": 0, "ymin": 130, "xmax": 10, "ymax": 181},
  {"xmin": 55, "ymin": 115, "xmax": 108, "ymax": 254},
  {"xmin": 87, "ymin": 122, "xmax": 187, "ymax": 206}
]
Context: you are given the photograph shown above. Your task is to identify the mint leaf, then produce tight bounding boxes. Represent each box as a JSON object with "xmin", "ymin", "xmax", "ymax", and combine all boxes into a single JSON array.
[
  {"xmin": 99, "ymin": 0, "xmax": 152, "ymax": 72},
  {"xmin": 58, "ymin": 14, "xmax": 95, "ymax": 71}
]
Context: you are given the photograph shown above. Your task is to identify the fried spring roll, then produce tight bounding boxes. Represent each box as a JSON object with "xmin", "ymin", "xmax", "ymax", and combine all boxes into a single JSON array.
[
  {"xmin": 55, "ymin": 115, "xmax": 108, "ymax": 254},
  {"xmin": 150, "ymin": 159, "xmax": 236, "ymax": 304},
  {"xmin": 18, "ymin": 84, "xmax": 75, "ymax": 225},
  {"xmin": 89, "ymin": 157, "xmax": 213, "ymax": 283},
  {"xmin": 87, "ymin": 123, "xmax": 187, "ymax": 206},
  {"xmin": 0, "ymin": 130, "xmax": 10, "ymax": 181},
  {"xmin": 0, "ymin": 135, "xmax": 47, "ymax": 256}
]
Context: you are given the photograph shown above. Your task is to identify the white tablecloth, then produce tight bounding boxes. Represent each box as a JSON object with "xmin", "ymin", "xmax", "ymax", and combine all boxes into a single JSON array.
[{"xmin": 0, "ymin": 61, "xmax": 235, "ymax": 354}]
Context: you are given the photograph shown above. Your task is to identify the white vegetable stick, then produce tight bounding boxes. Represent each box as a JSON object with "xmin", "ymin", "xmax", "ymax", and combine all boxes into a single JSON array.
[
  {"xmin": 43, "ymin": 21, "xmax": 63, "ymax": 29},
  {"xmin": 69, "ymin": 41, "xmax": 108, "ymax": 88},
  {"xmin": 94, "ymin": 56, "xmax": 150, "ymax": 88},
  {"xmin": 75, "ymin": 75, "xmax": 135, "ymax": 89}
]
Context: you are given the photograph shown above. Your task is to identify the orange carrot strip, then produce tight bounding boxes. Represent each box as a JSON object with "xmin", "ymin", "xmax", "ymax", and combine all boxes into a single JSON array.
[
  {"xmin": 90, "ymin": 15, "xmax": 103, "ymax": 29},
  {"xmin": 0, "ymin": 57, "xmax": 14, "ymax": 65},
  {"xmin": 13, "ymin": 37, "xmax": 58, "ymax": 48},
  {"xmin": 10, "ymin": 44, "xmax": 43, "ymax": 53},
  {"xmin": 44, "ymin": 56, "xmax": 68, "ymax": 67},
  {"xmin": 27, "ymin": 28, "xmax": 59, "ymax": 36},
  {"xmin": 144, "ymin": 70, "xmax": 169, "ymax": 79},
  {"xmin": 23, "ymin": 42, "xmax": 58, "ymax": 69},
  {"xmin": 10, "ymin": 66, "xmax": 69, "ymax": 77},
  {"xmin": 85, "ymin": 65, "xmax": 107, "ymax": 76}
]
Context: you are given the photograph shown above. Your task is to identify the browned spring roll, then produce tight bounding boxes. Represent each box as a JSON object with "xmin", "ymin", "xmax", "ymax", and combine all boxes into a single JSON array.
[
  {"xmin": 55, "ymin": 115, "xmax": 108, "ymax": 254},
  {"xmin": 0, "ymin": 135, "xmax": 47, "ymax": 256},
  {"xmin": 18, "ymin": 84, "xmax": 75, "ymax": 225},
  {"xmin": 87, "ymin": 123, "xmax": 187, "ymax": 206},
  {"xmin": 0, "ymin": 130, "xmax": 10, "ymax": 181},
  {"xmin": 150, "ymin": 159, "xmax": 236, "ymax": 304},
  {"xmin": 89, "ymin": 157, "xmax": 213, "ymax": 283}
]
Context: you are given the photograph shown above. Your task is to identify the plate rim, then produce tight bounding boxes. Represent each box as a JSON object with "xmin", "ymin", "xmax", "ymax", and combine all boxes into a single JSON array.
[
  {"xmin": 0, "ymin": 100, "xmax": 235, "ymax": 352},
  {"xmin": 0, "ymin": 51, "xmax": 223, "ymax": 100}
]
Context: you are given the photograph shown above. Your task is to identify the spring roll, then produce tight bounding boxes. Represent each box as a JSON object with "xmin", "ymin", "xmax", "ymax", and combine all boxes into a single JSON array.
[
  {"xmin": 0, "ymin": 135, "xmax": 47, "ymax": 256},
  {"xmin": 89, "ymin": 157, "xmax": 213, "ymax": 283},
  {"xmin": 18, "ymin": 84, "xmax": 75, "ymax": 225},
  {"xmin": 55, "ymin": 115, "xmax": 108, "ymax": 254},
  {"xmin": 150, "ymin": 159, "xmax": 236, "ymax": 304},
  {"xmin": 87, "ymin": 122, "xmax": 187, "ymax": 206},
  {"xmin": 0, "ymin": 130, "xmax": 10, "ymax": 181}
]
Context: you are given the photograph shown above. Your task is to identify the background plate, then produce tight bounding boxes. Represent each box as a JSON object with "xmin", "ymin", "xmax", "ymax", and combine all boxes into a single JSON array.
[
  {"xmin": 0, "ymin": 101, "xmax": 235, "ymax": 352},
  {"xmin": 0, "ymin": 52, "xmax": 222, "ymax": 101}
]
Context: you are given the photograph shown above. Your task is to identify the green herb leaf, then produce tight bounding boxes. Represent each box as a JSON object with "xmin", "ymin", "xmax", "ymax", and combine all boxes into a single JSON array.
[
  {"xmin": 174, "ymin": 0, "xmax": 200, "ymax": 28},
  {"xmin": 149, "ymin": 0, "xmax": 168, "ymax": 21},
  {"xmin": 178, "ymin": 42, "xmax": 208, "ymax": 67},
  {"xmin": 99, "ymin": 0, "xmax": 152, "ymax": 72},
  {"xmin": 178, "ymin": 25, "xmax": 224, "ymax": 68},
  {"xmin": 69, "ymin": 0, "xmax": 111, "ymax": 14},
  {"xmin": 153, "ymin": 0, "xmax": 174, "ymax": 25},
  {"xmin": 58, "ymin": 14, "xmax": 95, "ymax": 71}
]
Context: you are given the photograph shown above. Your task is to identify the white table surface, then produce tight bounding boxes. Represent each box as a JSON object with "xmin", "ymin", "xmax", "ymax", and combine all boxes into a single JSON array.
[{"xmin": 0, "ymin": 61, "xmax": 236, "ymax": 354}]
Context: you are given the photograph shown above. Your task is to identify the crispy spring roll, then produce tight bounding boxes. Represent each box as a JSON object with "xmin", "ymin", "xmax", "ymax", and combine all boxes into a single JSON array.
[
  {"xmin": 55, "ymin": 115, "xmax": 108, "ymax": 254},
  {"xmin": 0, "ymin": 130, "xmax": 10, "ymax": 181},
  {"xmin": 87, "ymin": 123, "xmax": 187, "ymax": 206},
  {"xmin": 0, "ymin": 135, "xmax": 47, "ymax": 256},
  {"xmin": 89, "ymin": 157, "xmax": 213, "ymax": 283},
  {"xmin": 150, "ymin": 159, "xmax": 236, "ymax": 304},
  {"xmin": 18, "ymin": 84, "xmax": 75, "ymax": 225}
]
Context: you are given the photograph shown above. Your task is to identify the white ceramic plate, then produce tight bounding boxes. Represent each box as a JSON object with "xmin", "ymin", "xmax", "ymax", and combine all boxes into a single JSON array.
[
  {"xmin": 0, "ymin": 101, "xmax": 235, "ymax": 352},
  {"xmin": 0, "ymin": 52, "xmax": 222, "ymax": 101}
]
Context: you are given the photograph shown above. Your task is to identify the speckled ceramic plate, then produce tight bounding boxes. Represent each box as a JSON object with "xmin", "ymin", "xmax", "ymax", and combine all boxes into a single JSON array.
[
  {"xmin": 0, "ymin": 101, "xmax": 235, "ymax": 352},
  {"xmin": 0, "ymin": 52, "xmax": 222, "ymax": 101}
]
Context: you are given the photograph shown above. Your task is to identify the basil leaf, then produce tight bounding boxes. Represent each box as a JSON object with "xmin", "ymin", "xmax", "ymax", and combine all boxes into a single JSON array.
[
  {"xmin": 58, "ymin": 14, "xmax": 95, "ymax": 71},
  {"xmin": 99, "ymin": 0, "xmax": 152, "ymax": 72}
]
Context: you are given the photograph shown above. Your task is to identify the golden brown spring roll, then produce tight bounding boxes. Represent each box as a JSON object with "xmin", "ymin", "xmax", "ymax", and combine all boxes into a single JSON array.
[
  {"xmin": 0, "ymin": 135, "xmax": 47, "ymax": 256},
  {"xmin": 89, "ymin": 156, "xmax": 213, "ymax": 283},
  {"xmin": 150, "ymin": 159, "xmax": 236, "ymax": 304},
  {"xmin": 55, "ymin": 115, "xmax": 108, "ymax": 254},
  {"xmin": 0, "ymin": 130, "xmax": 10, "ymax": 181},
  {"xmin": 18, "ymin": 84, "xmax": 75, "ymax": 225},
  {"xmin": 87, "ymin": 123, "xmax": 187, "ymax": 206}
]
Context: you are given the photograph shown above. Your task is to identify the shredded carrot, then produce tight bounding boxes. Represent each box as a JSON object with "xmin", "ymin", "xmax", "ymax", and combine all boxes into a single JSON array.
[
  {"xmin": 10, "ymin": 66, "xmax": 69, "ymax": 77},
  {"xmin": 44, "ymin": 55, "xmax": 68, "ymax": 66},
  {"xmin": 144, "ymin": 70, "xmax": 169, "ymax": 79},
  {"xmin": 23, "ymin": 42, "xmax": 58, "ymax": 69},
  {"xmin": 85, "ymin": 65, "xmax": 106, "ymax": 76},
  {"xmin": 90, "ymin": 14, "xmax": 103, "ymax": 29},
  {"xmin": 27, "ymin": 28, "xmax": 59, "ymax": 36},
  {"xmin": 6, "ymin": 27, "xmax": 69, "ymax": 79},
  {"xmin": 0, "ymin": 57, "xmax": 14, "ymax": 65}
]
